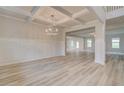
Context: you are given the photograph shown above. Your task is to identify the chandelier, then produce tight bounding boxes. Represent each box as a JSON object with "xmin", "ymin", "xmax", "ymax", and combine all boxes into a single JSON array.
[{"xmin": 45, "ymin": 15, "xmax": 59, "ymax": 35}]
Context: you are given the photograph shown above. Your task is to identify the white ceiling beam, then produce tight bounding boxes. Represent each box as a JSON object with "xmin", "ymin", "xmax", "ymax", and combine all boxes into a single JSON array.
[
  {"xmin": 31, "ymin": 6, "xmax": 41, "ymax": 15},
  {"xmin": 27, "ymin": 6, "xmax": 41, "ymax": 21},
  {"xmin": 37, "ymin": 16, "xmax": 53, "ymax": 23},
  {"xmin": 72, "ymin": 8, "xmax": 89, "ymax": 18},
  {"xmin": 51, "ymin": 6, "xmax": 72, "ymax": 17},
  {"xmin": 0, "ymin": 6, "xmax": 32, "ymax": 17},
  {"xmin": 50, "ymin": 6, "xmax": 85, "ymax": 25},
  {"xmin": 86, "ymin": 6, "xmax": 106, "ymax": 23},
  {"xmin": 57, "ymin": 17, "xmax": 70, "ymax": 24},
  {"xmin": 65, "ymin": 20, "xmax": 98, "ymax": 32},
  {"xmin": 67, "ymin": 34, "xmax": 84, "ymax": 38},
  {"xmin": 67, "ymin": 27, "xmax": 95, "ymax": 38}
]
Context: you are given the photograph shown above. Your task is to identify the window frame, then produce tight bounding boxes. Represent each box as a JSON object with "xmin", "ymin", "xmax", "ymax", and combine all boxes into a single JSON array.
[
  {"xmin": 87, "ymin": 39, "xmax": 92, "ymax": 48},
  {"xmin": 76, "ymin": 41, "xmax": 79, "ymax": 49},
  {"xmin": 70, "ymin": 40, "xmax": 74, "ymax": 48},
  {"xmin": 112, "ymin": 38, "xmax": 120, "ymax": 49}
]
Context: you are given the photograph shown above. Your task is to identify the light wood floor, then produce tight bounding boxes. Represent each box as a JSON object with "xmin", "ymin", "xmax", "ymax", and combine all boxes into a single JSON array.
[{"xmin": 0, "ymin": 52, "xmax": 124, "ymax": 86}]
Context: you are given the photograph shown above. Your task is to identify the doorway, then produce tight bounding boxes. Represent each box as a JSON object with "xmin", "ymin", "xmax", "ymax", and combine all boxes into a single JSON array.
[{"xmin": 65, "ymin": 27, "xmax": 95, "ymax": 58}]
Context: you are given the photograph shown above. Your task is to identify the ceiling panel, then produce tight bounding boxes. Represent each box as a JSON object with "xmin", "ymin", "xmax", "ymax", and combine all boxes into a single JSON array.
[
  {"xmin": 0, "ymin": 6, "xmax": 97, "ymax": 28},
  {"xmin": 38, "ymin": 6, "xmax": 69, "ymax": 22},
  {"xmin": 17, "ymin": 6, "xmax": 33, "ymax": 12},
  {"xmin": 60, "ymin": 19, "xmax": 80, "ymax": 27},
  {"xmin": 62, "ymin": 6, "xmax": 85, "ymax": 14},
  {"xmin": 0, "ymin": 8, "xmax": 27, "ymax": 20},
  {"xmin": 78, "ymin": 12, "xmax": 96, "ymax": 22},
  {"xmin": 33, "ymin": 19, "xmax": 51, "ymax": 25}
]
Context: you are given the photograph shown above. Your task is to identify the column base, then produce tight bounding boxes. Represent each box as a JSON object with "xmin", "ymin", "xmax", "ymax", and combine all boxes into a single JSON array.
[{"xmin": 95, "ymin": 60, "xmax": 105, "ymax": 65}]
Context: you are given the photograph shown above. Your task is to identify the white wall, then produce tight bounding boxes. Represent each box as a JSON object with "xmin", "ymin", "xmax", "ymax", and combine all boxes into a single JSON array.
[
  {"xmin": 0, "ymin": 16, "xmax": 65, "ymax": 66},
  {"xmin": 66, "ymin": 36, "xmax": 95, "ymax": 53},
  {"xmin": 79, "ymin": 27, "xmax": 124, "ymax": 55},
  {"xmin": 106, "ymin": 27, "xmax": 124, "ymax": 55},
  {"xmin": 66, "ymin": 36, "xmax": 84, "ymax": 52},
  {"xmin": 66, "ymin": 26, "xmax": 124, "ymax": 55}
]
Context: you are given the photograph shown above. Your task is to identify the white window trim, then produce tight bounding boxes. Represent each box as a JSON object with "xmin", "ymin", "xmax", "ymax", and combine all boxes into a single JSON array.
[
  {"xmin": 87, "ymin": 39, "xmax": 92, "ymax": 48},
  {"xmin": 112, "ymin": 38, "xmax": 120, "ymax": 49}
]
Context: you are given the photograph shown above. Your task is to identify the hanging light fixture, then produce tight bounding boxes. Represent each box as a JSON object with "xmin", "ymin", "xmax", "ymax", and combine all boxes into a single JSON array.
[{"xmin": 45, "ymin": 15, "xmax": 59, "ymax": 35}]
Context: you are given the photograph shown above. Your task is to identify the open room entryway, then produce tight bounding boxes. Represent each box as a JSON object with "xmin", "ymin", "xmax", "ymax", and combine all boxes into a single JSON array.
[{"xmin": 65, "ymin": 27, "xmax": 95, "ymax": 62}]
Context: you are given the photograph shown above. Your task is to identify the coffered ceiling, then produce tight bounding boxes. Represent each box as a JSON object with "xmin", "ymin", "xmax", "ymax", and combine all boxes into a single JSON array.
[
  {"xmin": 0, "ymin": 6, "xmax": 97, "ymax": 28},
  {"xmin": 0, "ymin": 6, "xmax": 124, "ymax": 29}
]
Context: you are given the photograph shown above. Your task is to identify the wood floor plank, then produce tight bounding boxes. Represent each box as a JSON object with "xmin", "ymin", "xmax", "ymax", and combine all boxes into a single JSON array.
[{"xmin": 0, "ymin": 52, "xmax": 124, "ymax": 86}]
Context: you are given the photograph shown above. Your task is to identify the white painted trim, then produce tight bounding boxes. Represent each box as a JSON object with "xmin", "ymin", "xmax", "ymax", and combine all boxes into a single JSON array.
[
  {"xmin": 72, "ymin": 8, "xmax": 89, "ymax": 19},
  {"xmin": 65, "ymin": 20, "xmax": 98, "ymax": 32},
  {"xmin": 27, "ymin": 6, "xmax": 41, "ymax": 21},
  {"xmin": 81, "ymin": 51, "xmax": 124, "ymax": 55},
  {"xmin": 95, "ymin": 60, "xmax": 105, "ymax": 65},
  {"xmin": 87, "ymin": 6, "xmax": 106, "ymax": 23},
  {"xmin": 106, "ymin": 52, "xmax": 124, "ymax": 55},
  {"xmin": 0, "ymin": 13, "xmax": 47, "ymax": 27},
  {"xmin": 0, "ymin": 6, "xmax": 32, "ymax": 17},
  {"xmin": 66, "ymin": 51, "xmax": 124, "ymax": 55},
  {"xmin": 106, "ymin": 23, "xmax": 124, "ymax": 31},
  {"xmin": 0, "ymin": 54, "xmax": 65, "ymax": 66}
]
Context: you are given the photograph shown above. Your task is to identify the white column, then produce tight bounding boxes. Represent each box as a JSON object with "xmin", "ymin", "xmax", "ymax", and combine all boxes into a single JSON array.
[{"xmin": 95, "ymin": 21, "xmax": 106, "ymax": 65}]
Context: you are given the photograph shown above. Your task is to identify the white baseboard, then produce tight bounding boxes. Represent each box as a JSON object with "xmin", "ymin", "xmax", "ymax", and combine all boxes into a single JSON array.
[
  {"xmin": 95, "ymin": 61, "xmax": 105, "ymax": 65},
  {"xmin": 67, "ymin": 50, "xmax": 124, "ymax": 55},
  {"xmin": 0, "ymin": 54, "xmax": 64, "ymax": 66},
  {"xmin": 106, "ymin": 52, "xmax": 124, "ymax": 55},
  {"xmin": 81, "ymin": 51, "xmax": 124, "ymax": 55}
]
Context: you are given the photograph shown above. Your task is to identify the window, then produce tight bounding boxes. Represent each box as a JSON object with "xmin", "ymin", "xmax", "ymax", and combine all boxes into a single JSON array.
[
  {"xmin": 76, "ymin": 41, "xmax": 79, "ymax": 48},
  {"xmin": 87, "ymin": 39, "xmax": 92, "ymax": 48},
  {"xmin": 112, "ymin": 38, "xmax": 120, "ymax": 49},
  {"xmin": 70, "ymin": 40, "xmax": 74, "ymax": 48}
]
